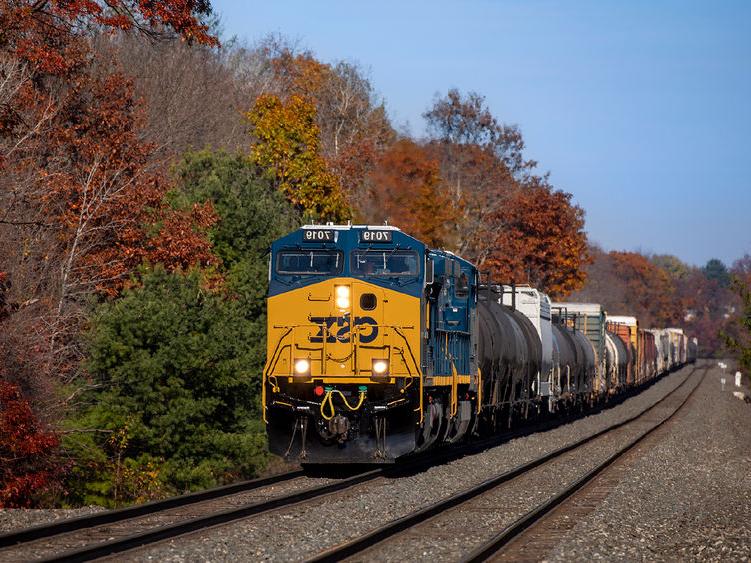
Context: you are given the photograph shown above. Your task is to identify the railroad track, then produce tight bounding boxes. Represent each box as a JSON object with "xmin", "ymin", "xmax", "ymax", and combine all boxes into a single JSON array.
[
  {"xmin": 465, "ymin": 365, "xmax": 707, "ymax": 563},
  {"xmin": 0, "ymin": 465, "xmax": 385, "ymax": 563},
  {"xmin": 0, "ymin": 417, "xmax": 571, "ymax": 562},
  {"xmin": 0, "ymin": 367, "xmax": 692, "ymax": 562},
  {"xmin": 309, "ymin": 365, "xmax": 705, "ymax": 563}
]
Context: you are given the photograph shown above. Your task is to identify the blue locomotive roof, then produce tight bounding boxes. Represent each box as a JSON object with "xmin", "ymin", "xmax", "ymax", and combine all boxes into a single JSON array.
[{"xmin": 269, "ymin": 225, "xmax": 427, "ymax": 297}]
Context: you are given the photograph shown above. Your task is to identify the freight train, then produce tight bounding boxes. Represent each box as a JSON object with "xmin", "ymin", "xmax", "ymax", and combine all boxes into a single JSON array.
[{"xmin": 262, "ymin": 224, "xmax": 697, "ymax": 463}]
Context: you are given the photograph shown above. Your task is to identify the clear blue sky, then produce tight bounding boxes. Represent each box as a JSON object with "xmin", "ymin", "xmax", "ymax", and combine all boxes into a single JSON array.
[{"xmin": 212, "ymin": 0, "xmax": 750, "ymax": 267}]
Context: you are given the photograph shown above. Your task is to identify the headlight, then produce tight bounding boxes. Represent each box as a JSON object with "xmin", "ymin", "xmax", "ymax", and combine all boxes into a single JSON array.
[
  {"xmin": 294, "ymin": 358, "xmax": 310, "ymax": 375},
  {"xmin": 335, "ymin": 285, "xmax": 350, "ymax": 309},
  {"xmin": 372, "ymin": 359, "xmax": 389, "ymax": 375}
]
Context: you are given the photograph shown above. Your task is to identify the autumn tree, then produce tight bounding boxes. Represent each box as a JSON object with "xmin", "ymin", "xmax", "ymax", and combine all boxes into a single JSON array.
[
  {"xmin": 363, "ymin": 139, "xmax": 455, "ymax": 247},
  {"xmin": 265, "ymin": 46, "xmax": 395, "ymax": 215},
  {"xmin": 424, "ymin": 89, "xmax": 536, "ymax": 184},
  {"xmin": 485, "ymin": 179, "xmax": 589, "ymax": 297},
  {"xmin": 421, "ymin": 89, "xmax": 588, "ymax": 296},
  {"xmin": 724, "ymin": 276, "xmax": 751, "ymax": 372},
  {"xmin": 246, "ymin": 93, "xmax": 350, "ymax": 222},
  {"xmin": 651, "ymin": 254, "xmax": 692, "ymax": 282},
  {"xmin": 571, "ymin": 250, "xmax": 682, "ymax": 327},
  {"xmin": 0, "ymin": 0, "xmax": 220, "ymax": 457},
  {"xmin": 0, "ymin": 381, "xmax": 62, "ymax": 507}
]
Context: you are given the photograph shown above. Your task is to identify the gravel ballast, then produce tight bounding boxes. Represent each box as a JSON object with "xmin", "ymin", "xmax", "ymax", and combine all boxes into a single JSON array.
[
  {"xmin": 125, "ymin": 363, "xmax": 713, "ymax": 562},
  {"xmin": 0, "ymin": 475, "xmax": 336, "ymax": 561},
  {"xmin": 538, "ymin": 361, "xmax": 751, "ymax": 562},
  {"xmin": 0, "ymin": 507, "xmax": 106, "ymax": 534}
]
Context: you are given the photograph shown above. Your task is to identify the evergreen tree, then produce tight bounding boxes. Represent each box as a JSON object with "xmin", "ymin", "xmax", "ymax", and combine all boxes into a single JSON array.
[
  {"xmin": 65, "ymin": 152, "xmax": 301, "ymax": 505},
  {"xmin": 703, "ymin": 258, "xmax": 731, "ymax": 288}
]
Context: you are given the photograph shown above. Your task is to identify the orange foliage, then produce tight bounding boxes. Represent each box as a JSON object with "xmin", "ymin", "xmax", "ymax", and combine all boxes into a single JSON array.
[
  {"xmin": 365, "ymin": 139, "xmax": 456, "ymax": 247},
  {"xmin": 0, "ymin": 1, "xmax": 220, "ymax": 390},
  {"xmin": 607, "ymin": 251, "xmax": 682, "ymax": 326},
  {"xmin": 266, "ymin": 50, "xmax": 394, "ymax": 215},
  {"xmin": 485, "ymin": 181, "xmax": 589, "ymax": 298}
]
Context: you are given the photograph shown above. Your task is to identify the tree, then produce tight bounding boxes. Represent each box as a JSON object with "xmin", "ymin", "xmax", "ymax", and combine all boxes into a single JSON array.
[
  {"xmin": 64, "ymin": 152, "xmax": 300, "ymax": 505},
  {"xmin": 651, "ymin": 254, "xmax": 691, "ymax": 282},
  {"xmin": 703, "ymin": 258, "xmax": 731, "ymax": 288},
  {"xmin": 485, "ymin": 179, "xmax": 589, "ymax": 298},
  {"xmin": 265, "ymin": 48, "xmax": 395, "ymax": 213},
  {"xmin": 171, "ymin": 150, "xmax": 301, "ymax": 266},
  {"xmin": 731, "ymin": 254, "xmax": 751, "ymax": 285},
  {"xmin": 0, "ymin": 0, "xmax": 220, "ymax": 401},
  {"xmin": 364, "ymin": 139, "xmax": 456, "ymax": 247},
  {"xmin": 246, "ymin": 94, "xmax": 351, "ymax": 222},
  {"xmin": 0, "ymin": 381, "xmax": 62, "ymax": 507},
  {"xmin": 66, "ymin": 267, "xmax": 268, "ymax": 505},
  {"xmin": 571, "ymin": 250, "xmax": 682, "ymax": 327},
  {"xmin": 724, "ymin": 277, "xmax": 751, "ymax": 372},
  {"xmin": 424, "ymin": 89, "xmax": 535, "ymax": 179}
]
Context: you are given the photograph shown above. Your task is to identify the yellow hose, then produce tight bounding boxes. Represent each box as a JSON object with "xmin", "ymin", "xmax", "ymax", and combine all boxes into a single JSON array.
[{"xmin": 320, "ymin": 390, "xmax": 366, "ymax": 420}]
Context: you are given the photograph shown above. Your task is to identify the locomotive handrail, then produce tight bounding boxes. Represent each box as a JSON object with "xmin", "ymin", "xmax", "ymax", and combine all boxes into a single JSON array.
[{"xmin": 262, "ymin": 327, "xmax": 294, "ymax": 423}]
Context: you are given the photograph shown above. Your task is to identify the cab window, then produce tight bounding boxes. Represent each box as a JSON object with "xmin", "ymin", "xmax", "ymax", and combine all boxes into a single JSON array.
[
  {"xmin": 276, "ymin": 250, "xmax": 343, "ymax": 275},
  {"xmin": 351, "ymin": 250, "xmax": 419, "ymax": 277}
]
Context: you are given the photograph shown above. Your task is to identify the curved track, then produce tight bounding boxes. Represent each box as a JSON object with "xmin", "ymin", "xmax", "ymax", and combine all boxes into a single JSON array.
[
  {"xmin": 308, "ymin": 365, "xmax": 704, "ymax": 563},
  {"xmin": 0, "ymin": 367, "xmax": 696, "ymax": 562},
  {"xmin": 0, "ymin": 425, "xmax": 562, "ymax": 562},
  {"xmin": 462, "ymin": 365, "xmax": 707, "ymax": 562}
]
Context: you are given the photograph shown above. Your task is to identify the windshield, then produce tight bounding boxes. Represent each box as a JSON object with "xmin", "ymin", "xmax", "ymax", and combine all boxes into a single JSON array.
[
  {"xmin": 276, "ymin": 250, "xmax": 343, "ymax": 275},
  {"xmin": 351, "ymin": 250, "xmax": 419, "ymax": 277}
]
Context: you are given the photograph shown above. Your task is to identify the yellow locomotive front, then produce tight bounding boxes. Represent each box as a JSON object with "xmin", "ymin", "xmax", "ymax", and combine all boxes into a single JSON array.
[{"xmin": 263, "ymin": 225, "xmax": 426, "ymax": 463}]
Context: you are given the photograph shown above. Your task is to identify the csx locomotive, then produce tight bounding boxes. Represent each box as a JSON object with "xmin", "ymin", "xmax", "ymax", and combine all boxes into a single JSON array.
[{"xmin": 262, "ymin": 224, "xmax": 696, "ymax": 463}]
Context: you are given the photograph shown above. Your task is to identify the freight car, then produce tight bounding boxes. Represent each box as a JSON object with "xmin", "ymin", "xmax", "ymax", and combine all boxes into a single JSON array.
[{"xmin": 262, "ymin": 224, "xmax": 695, "ymax": 463}]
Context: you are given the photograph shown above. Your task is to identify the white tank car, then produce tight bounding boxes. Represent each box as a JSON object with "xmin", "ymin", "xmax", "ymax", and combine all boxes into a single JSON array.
[{"xmin": 501, "ymin": 286, "xmax": 554, "ymax": 399}]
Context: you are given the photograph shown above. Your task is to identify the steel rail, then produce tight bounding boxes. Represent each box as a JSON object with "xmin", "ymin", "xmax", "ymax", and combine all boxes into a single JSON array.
[
  {"xmin": 38, "ymin": 468, "xmax": 385, "ymax": 563},
  {"xmin": 461, "ymin": 365, "xmax": 707, "ymax": 563},
  {"xmin": 30, "ymin": 406, "xmax": 610, "ymax": 563},
  {"xmin": 22, "ymin": 428, "xmax": 536, "ymax": 563},
  {"xmin": 0, "ymin": 468, "xmax": 305, "ymax": 548},
  {"xmin": 308, "ymin": 365, "xmax": 701, "ymax": 563},
  {"xmin": 36, "ymin": 430, "xmax": 526, "ymax": 563},
  {"xmin": 1, "ymin": 366, "xmax": 693, "ymax": 562}
]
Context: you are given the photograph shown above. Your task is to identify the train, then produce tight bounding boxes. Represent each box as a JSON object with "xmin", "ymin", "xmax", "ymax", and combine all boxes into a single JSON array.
[{"xmin": 262, "ymin": 224, "xmax": 697, "ymax": 463}]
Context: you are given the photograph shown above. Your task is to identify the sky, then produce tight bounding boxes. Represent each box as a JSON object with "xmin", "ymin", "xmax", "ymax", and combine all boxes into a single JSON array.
[{"xmin": 211, "ymin": 0, "xmax": 751, "ymax": 267}]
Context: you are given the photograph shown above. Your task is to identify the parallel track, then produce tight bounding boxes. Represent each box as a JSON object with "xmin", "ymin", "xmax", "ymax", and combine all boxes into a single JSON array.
[
  {"xmin": 0, "ymin": 423, "xmax": 569, "ymax": 562},
  {"xmin": 462, "ymin": 365, "xmax": 707, "ymax": 562},
  {"xmin": 309, "ymin": 365, "xmax": 704, "ymax": 563},
  {"xmin": 0, "ymin": 366, "xmax": 696, "ymax": 562},
  {"xmin": 0, "ymin": 469, "xmax": 304, "ymax": 550}
]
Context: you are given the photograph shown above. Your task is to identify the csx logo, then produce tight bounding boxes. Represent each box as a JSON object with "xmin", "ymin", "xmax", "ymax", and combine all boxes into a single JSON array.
[{"xmin": 310, "ymin": 316, "xmax": 378, "ymax": 344}]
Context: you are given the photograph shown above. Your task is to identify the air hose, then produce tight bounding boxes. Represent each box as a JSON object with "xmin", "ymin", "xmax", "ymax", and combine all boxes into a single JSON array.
[{"xmin": 320, "ymin": 389, "xmax": 366, "ymax": 420}]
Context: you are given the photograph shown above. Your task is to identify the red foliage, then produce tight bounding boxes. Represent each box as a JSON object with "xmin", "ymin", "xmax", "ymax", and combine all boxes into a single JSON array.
[
  {"xmin": 0, "ymin": 1, "xmax": 220, "ymax": 397},
  {"xmin": 485, "ymin": 181, "xmax": 589, "ymax": 298},
  {"xmin": 0, "ymin": 381, "xmax": 62, "ymax": 507}
]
